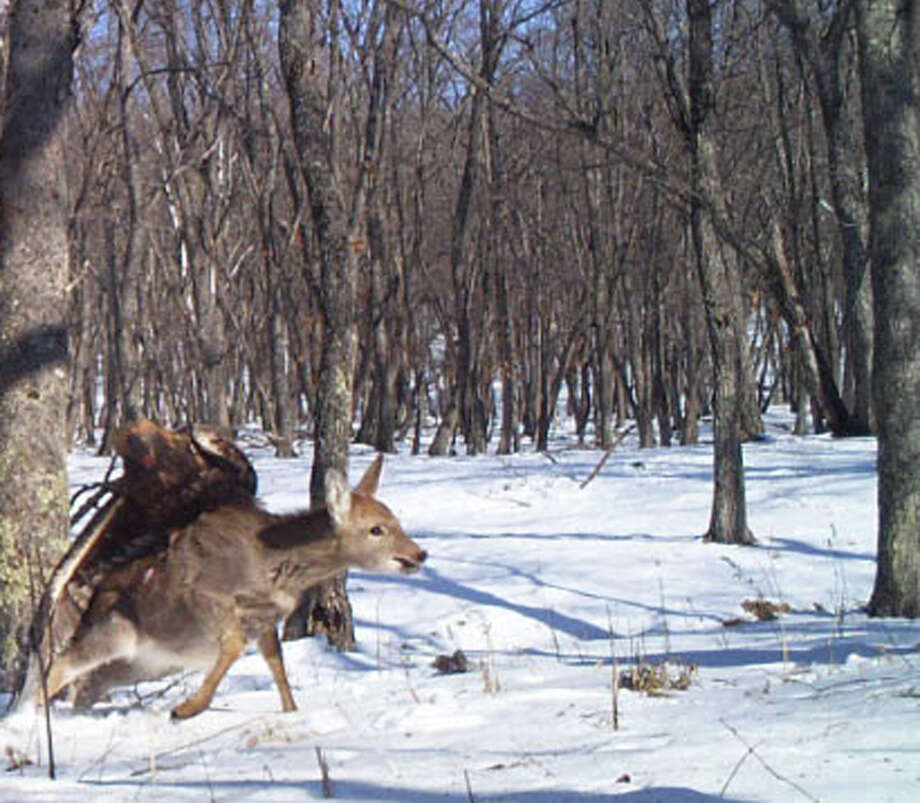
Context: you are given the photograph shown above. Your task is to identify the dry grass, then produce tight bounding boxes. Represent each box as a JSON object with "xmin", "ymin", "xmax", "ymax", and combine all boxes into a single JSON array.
[
  {"xmin": 619, "ymin": 659, "xmax": 697, "ymax": 696},
  {"xmin": 432, "ymin": 649, "xmax": 470, "ymax": 674},
  {"xmin": 722, "ymin": 598, "xmax": 792, "ymax": 626},
  {"xmin": 741, "ymin": 598, "xmax": 791, "ymax": 621},
  {"xmin": 4, "ymin": 745, "xmax": 34, "ymax": 772}
]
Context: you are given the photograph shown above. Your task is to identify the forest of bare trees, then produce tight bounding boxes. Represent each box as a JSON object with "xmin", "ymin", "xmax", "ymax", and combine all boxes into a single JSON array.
[
  {"xmin": 58, "ymin": 0, "xmax": 875, "ymax": 459},
  {"xmin": 1, "ymin": 0, "xmax": 918, "ymax": 686}
]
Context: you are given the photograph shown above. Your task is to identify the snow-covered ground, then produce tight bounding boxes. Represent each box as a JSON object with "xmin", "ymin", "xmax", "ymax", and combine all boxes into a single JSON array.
[{"xmin": 2, "ymin": 410, "xmax": 918, "ymax": 801}]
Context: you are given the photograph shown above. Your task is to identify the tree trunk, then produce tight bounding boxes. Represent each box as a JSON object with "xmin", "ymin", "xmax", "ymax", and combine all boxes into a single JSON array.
[
  {"xmin": 363, "ymin": 4, "xmax": 401, "ymax": 455},
  {"xmin": 766, "ymin": 219, "xmax": 855, "ymax": 435},
  {"xmin": 450, "ymin": 97, "xmax": 483, "ymax": 455},
  {"xmin": 687, "ymin": 0, "xmax": 755, "ymax": 545},
  {"xmin": 855, "ymin": 0, "xmax": 920, "ymax": 618},
  {"xmin": 111, "ymin": 7, "xmax": 144, "ymax": 427},
  {"xmin": 369, "ymin": 260, "xmax": 398, "ymax": 454},
  {"xmin": 680, "ymin": 256, "xmax": 703, "ymax": 446},
  {"xmin": 496, "ymin": 268, "xmax": 517, "ymax": 454},
  {"xmin": 429, "ymin": 399, "xmax": 459, "ymax": 456},
  {"xmin": 0, "ymin": 0, "xmax": 75, "ymax": 690},
  {"xmin": 279, "ymin": 0, "xmax": 358, "ymax": 649},
  {"xmin": 768, "ymin": 0, "xmax": 872, "ymax": 435},
  {"xmin": 269, "ymin": 308, "xmax": 297, "ymax": 458}
]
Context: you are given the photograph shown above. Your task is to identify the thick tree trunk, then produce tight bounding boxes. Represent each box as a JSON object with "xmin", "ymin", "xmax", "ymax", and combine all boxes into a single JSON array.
[
  {"xmin": 0, "ymin": 0, "xmax": 75, "ymax": 690},
  {"xmin": 691, "ymin": 181, "xmax": 754, "ymax": 545},
  {"xmin": 279, "ymin": 0, "xmax": 358, "ymax": 649},
  {"xmin": 687, "ymin": 0, "xmax": 755, "ymax": 545},
  {"xmin": 855, "ymin": 0, "xmax": 920, "ymax": 618}
]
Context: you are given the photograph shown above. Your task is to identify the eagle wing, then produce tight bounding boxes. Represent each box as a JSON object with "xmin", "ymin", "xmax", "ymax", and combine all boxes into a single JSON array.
[{"xmin": 20, "ymin": 420, "xmax": 258, "ymax": 703}]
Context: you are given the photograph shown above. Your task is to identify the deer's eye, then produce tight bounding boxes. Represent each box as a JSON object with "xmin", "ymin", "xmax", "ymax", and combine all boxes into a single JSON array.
[{"xmin": 369, "ymin": 525, "xmax": 384, "ymax": 536}]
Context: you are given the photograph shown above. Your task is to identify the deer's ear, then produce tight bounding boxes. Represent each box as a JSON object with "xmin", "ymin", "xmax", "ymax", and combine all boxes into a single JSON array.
[
  {"xmin": 354, "ymin": 454, "xmax": 383, "ymax": 496},
  {"xmin": 324, "ymin": 468, "xmax": 351, "ymax": 525}
]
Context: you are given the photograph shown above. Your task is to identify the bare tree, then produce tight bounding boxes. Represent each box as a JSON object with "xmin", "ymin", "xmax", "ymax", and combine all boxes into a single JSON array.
[
  {"xmin": 5, "ymin": 2, "xmax": 903, "ymax": 642},
  {"xmin": 685, "ymin": 0, "xmax": 754, "ymax": 544},
  {"xmin": 279, "ymin": 0, "xmax": 393, "ymax": 647},
  {"xmin": 638, "ymin": 0, "xmax": 756, "ymax": 542},
  {"xmin": 768, "ymin": 0, "xmax": 872, "ymax": 435}
]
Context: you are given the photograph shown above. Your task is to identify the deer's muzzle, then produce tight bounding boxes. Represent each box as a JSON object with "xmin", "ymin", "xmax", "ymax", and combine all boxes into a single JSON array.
[{"xmin": 395, "ymin": 549, "xmax": 427, "ymax": 573}]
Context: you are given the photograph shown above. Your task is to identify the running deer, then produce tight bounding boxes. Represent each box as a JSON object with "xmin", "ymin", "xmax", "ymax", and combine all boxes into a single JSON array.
[{"xmin": 39, "ymin": 454, "xmax": 426, "ymax": 719}]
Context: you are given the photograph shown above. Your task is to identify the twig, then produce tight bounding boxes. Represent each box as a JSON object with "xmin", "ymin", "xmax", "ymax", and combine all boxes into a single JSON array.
[
  {"xmin": 718, "ymin": 719, "xmax": 819, "ymax": 801},
  {"xmin": 315, "ymin": 746, "xmax": 334, "ymax": 798},
  {"xmin": 69, "ymin": 454, "xmax": 120, "ymax": 524},
  {"xmin": 198, "ymin": 748, "xmax": 216, "ymax": 803},
  {"xmin": 607, "ymin": 605, "xmax": 619, "ymax": 731},
  {"xmin": 129, "ymin": 672, "xmax": 196, "ymax": 706},
  {"xmin": 69, "ymin": 481, "xmax": 118, "ymax": 524},
  {"xmin": 27, "ymin": 546, "xmax": 55, "ymax": 780},
  {"xmin": 719, "ymin": 733, "xmax": 754, "ymax": 797},
  {"xmin": 580, "ymin": 450, "xmax": 612, "ymax": 489},
  {"xmin": 464, "ymin": 769, "xmax": 476, "ymax": 802},
  {"xmin": 579, "ymin": 425, "xmax": 635, "ymax": 489},
  {"xmin": 129, "ymin": 717, "xmax": 265, "ymax": 776},
  {"xmin": 403, "ymin": 661, "xmax": 421, "ymax": 704}
]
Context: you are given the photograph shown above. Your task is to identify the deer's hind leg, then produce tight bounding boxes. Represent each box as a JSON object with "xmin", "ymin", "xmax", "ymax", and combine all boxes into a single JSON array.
[
  {"xmin": 45, "ymin": 610, "xmax": 139, "ymax": 703},
  {"xmin": 257, "ymin": 628, "xmax": 296, "ymax": 712},
  {"xmin": 170, "ymin": 628, "xmax": 246, "ymax": 720}
]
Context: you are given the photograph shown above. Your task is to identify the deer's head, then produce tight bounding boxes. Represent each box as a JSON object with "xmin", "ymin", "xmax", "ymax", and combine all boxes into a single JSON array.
[{"xmin": 325, "ymin": 455, "xmax": 426, "ymax": 575}]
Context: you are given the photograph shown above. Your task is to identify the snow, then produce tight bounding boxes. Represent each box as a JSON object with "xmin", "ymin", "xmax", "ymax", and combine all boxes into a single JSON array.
[{"xmin": 2, "ymin": 410, "xmax": 918, "ymax": 801}]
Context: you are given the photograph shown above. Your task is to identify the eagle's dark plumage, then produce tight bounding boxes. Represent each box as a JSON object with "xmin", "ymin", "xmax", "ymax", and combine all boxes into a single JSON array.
[{"xmin": 20, "ymin": 420, "xmax": 258, "ymax": 707}]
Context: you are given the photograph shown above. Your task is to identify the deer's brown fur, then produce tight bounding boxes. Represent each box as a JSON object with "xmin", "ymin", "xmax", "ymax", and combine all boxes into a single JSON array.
[{"xmin": 41, "ymin": 455, "xmax": 425, "ymax": 719}]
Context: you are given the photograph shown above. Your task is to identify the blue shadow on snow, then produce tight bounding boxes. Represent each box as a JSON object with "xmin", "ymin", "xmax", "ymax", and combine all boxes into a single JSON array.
[{"xmin": 80, "ymin": 777, "xmax": 747, "ymax": 802}]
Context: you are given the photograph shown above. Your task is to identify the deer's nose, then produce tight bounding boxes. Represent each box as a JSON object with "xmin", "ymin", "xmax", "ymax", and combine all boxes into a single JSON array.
[{"xmin": 416, "ymin": 549, "xmax": 428, "ymax": 564}]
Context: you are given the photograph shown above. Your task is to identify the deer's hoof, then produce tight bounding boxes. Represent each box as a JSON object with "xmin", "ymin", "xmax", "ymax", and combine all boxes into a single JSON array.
[{"xmin": 170, "ymin": 699, "xmax": 205, "ymax": 720}]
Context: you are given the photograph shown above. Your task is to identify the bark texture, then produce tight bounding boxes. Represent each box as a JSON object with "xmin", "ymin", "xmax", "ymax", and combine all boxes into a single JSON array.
[
  {"xmin": 0, "ymin": 0, "xmax": 75, "ymax": 689},
  {"xmin": 856, "ymin": 0, "xmax": 920, "ymax": 617},
  {"xmin": 279, "ymin": 0, "xmax": 358, "ymax": 648},
  {"xmin": 687, "ymin": 0, "xmax": 755, "ymax": 545}
]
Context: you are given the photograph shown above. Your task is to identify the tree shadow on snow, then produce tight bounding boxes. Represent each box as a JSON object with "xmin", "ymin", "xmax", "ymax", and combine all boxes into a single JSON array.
[
  {"xmin": 516, "ymin": 615, "xmax": 920, "ymax": 672},
  {"xmin": 82, "ymin": 777, "xmax": 747, "ymax": 802},
  {"xmin": 356, "ymin": 557, "xmax": 919, "ymax": 675},
  {"xmin": 360, "ymin": 557, "xmax": 727, "ymax": 639},
  {"xmin": 767, "ymin": 535, "xmax": 873, "ymax": 562},
  {"xmin": 385, "ymin": 563, "xmax": 612, "ymax": 640}
]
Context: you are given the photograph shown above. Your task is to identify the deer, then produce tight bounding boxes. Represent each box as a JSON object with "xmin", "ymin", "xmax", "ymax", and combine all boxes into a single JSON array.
[{"xmin": 35, "ymin": 453, "xmax": 426, "ymax": 720}]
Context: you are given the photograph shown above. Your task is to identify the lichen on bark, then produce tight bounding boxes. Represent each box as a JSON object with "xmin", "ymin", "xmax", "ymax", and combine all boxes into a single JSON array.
[{"xmin": 0, "ymin": 0, "xmax": 75, "ymax": 689}]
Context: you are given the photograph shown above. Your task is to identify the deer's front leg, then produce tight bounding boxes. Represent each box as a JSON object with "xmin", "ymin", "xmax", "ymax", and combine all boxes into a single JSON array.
[
  {"xmin": 257, "ymin": 628, "xmax": 297, "ymax": 713},
  {"xmin": 171, "ymin": 630, "xmax": 246, "ymax": 720}
]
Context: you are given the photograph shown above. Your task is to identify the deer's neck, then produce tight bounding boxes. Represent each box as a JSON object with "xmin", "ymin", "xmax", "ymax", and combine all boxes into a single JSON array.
[{"xmin": 260, "ymin": 508, "xmax": 348, "ymax": 608}]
